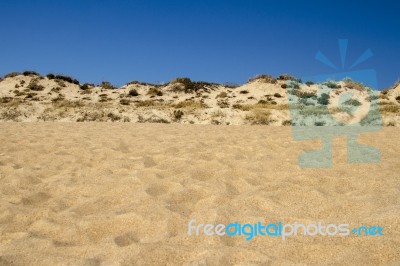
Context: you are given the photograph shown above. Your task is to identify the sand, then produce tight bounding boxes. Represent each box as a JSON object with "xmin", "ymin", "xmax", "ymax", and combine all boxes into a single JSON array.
[{"xmin": 0, "ymin": 123, "xmax": 399, "ymax": 265}]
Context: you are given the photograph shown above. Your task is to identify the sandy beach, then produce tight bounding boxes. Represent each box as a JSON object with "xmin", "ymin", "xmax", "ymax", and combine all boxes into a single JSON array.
[{"xmin": 0, "ymin": 123, "xmax": 398, "ymax": 265}]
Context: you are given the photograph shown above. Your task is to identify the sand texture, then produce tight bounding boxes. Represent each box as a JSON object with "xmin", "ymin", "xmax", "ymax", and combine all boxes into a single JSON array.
[{"xmin": 0, "ymin": 123, "xmax": 399, "ymax": 265}]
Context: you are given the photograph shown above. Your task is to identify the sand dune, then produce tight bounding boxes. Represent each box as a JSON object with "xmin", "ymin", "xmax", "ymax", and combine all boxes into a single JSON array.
[
  {"xmin": 1, "ymin": 73, "xmax": 399, "ymax": 126},
  {"xmin": 0, "ymin": 123, "xmax": 399, "ymax": 265}
]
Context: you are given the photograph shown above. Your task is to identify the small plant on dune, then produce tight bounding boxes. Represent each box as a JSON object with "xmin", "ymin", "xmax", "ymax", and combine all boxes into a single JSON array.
[
  {"xmin": 147, "ymin": 87, "xmax": 163, "ymax": 96},
  {"xmin": 135, "ymin": 100, "xmax": 158, "ymax": 107},
  {"xmin": 395, "ymin": 96, "xmax": 400, "ymax": 102},
  {"xmin": 80, "ymin": 83, "xmax": 92, "ymax": 90},
  {"xmin": 240, "ymin": 90, "xmax": 249, "ymax": 94},
  {"xmin": 248, "ymin": 74, "xmax": 277, "ymax": 84},
  {"xmin": 232, "ymin": 103, "xmax": 251, "ymax": 111},
  {"xmin": 4, "ymin": 72, "xmax": 20, "ymax": 78},
  {"xmin": 47, "ymin": 73, "xmax": 55, "ymax": 79},
  {"xmin": 22, "ymin": 71, "xmax": 39, "ymax": 77},
  {"xmin": 27, "ymin": 79, "xmax": 44, "ymax": 91},
  {"xmin": 282, "ymin": 120, "xmax": 292, "ymax": 126},
  {"xmin": 324, "ymin": 81, "xmax": 341, "ymax": 89},
  {"xmin": 295, "ymin": 90, "xmax": 316, "ymax": 99},
  {"xmin": 281, "ymin": 84, "xmax": 288, "ymax": 89},
  {"xmin": 119, "ymin": 99, "xmax": 131, "ymax": 105},
  {"xmin": 101, "ymin": 81, "xmax": 117, "ymax": 90},
  {"xmin": 344, "ymin": 79, "xmax": 364, "ymax": 91},
  {"xmin": 278, "ymin": 74, "xmax": 301, "ymax": 82},
  {"xmin": 128, "ymin": 89, "xmax": 139, "ymax": 97},
  {"xmin": 274, "ymin": 93, "xmax": 282, "ymax": 98},
  {"xmin": 216, "ymin": 91, "xmax": 228, "ymax": 98},
  {"xmin": 343, "ymin": 98, "xmax": 361, "ymax": 106},
  {"xmin": 245, "ymin": 109, "xmax": 274, "ymax": 125},
  {"xmin": 173, "ymin": 100, "xmax": 208, "ymax": 109},
  {"xmin": 317, "ymin": 93, "xmax": 330, "ymax": 105},
  {"xmin": 170, "ymin": 77, "xmax": 218, "ymax": 93},
  {"xmin": 380, "ymin": 104, "xmax": 400, "ymax": 113},
  {"xmin": 173, "ymin": 110, "xmax": 184, "ymax": 121},
  {"xmin": 314, "ymin": 121, "xmax": 326, "ymax": 126},
  {"xmin": 305, "ymin": 81, "xmax": 314, "ymax": 86},
  {"xmin": 55, "ymin": 75, "xmax": 79, "ymax": 85},
  {"xmin": 217, "ymin": 100, "xmax": 230, "ymax": 108},
  {"xmin": 55, "ymin": 79, "xmax": 66, "ymax": 87},
  {"xmin": 107, "ymin": 112, "xmax": 121, "ymax": 121}
]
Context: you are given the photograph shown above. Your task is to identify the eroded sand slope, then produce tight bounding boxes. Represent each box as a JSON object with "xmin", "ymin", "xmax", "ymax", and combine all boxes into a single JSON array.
[{"xmin": 0, "ymin": 123, "xmax": 399, "ymax": 265}]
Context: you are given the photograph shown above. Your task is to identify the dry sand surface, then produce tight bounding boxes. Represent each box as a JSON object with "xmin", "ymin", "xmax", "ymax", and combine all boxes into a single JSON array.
[{"xmin": 0, "ymin": 123, "xmax": 399, "ymax": 265}]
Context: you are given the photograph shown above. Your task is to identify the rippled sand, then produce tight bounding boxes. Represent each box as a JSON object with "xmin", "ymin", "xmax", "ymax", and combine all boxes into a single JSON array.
[{"xmin": 0, "ymin": 123, "xmax": 399, "ymax": 265}]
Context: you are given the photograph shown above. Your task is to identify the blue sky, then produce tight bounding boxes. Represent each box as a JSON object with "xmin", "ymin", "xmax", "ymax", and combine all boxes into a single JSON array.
[{"xmin": 0, "ymin": 0, "xmax": 399, "ymax": 89}]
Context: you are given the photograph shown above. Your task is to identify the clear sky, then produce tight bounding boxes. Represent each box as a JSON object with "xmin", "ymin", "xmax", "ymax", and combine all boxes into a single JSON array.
[{"xmin": 0, "ymin": 0, "xmax": 399, "ymax": 89}]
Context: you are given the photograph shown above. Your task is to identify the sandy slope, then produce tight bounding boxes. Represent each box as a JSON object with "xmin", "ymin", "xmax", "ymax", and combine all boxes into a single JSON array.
[
  {"xmin": 0, "ymin": 123, "xmax": 399, "ymax": 265},
  {"xmin": 1, "ymin": 73, "xmax": 399, "ymax": 126}
]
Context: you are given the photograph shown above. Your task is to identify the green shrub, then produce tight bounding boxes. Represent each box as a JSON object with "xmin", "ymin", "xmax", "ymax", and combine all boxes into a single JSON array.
[
  {"xmin": 101, "ymin": 81, "xmax": 117, "ymax": 90},
  {"xmin": 80, "ymin": 83, "xmax": 91, "ymax": 90},
  {"xmin": 325, "ymin": 81, "xmax": 341, "ymax": 89},
  {"xmin": 173, "ymin": 110, "xmax": 184, "ymax": 120},
  {"xmin": 128, "ymin": 89, "xmax": 139, "ymax": 97},
  {"xmin": 343, "ymin": 99, "xmax": 361, "ymax": 106},
  {"xmin": 47, "ymin": 73, "xmax": 55, "ymax": 79},
  {"xmin": 23, "ymin": 71, "xmax": 39, "ymax": 76},
  {"xmin": 317, "ymin": 93, "xmax": 330, "ymax": 105},
  {"xmin": 4, "ymin": 72, "xmax": 20, "ymax": 78},
  {"xmin": 55, "ymin": 75, "xmax": 79, "ymax": 85}
]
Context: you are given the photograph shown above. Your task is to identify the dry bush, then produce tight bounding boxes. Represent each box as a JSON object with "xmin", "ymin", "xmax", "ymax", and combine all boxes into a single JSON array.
[
  {"xmin": 135, "ymin": 100, "xmax": 159, "ymax": 107},
  {"xmin": 245, "ymin": 109, "xmax": 274, "ymax": 125},
  {"xmin": 248, "ymin": 74, "xmax": 276, "ymax": 84},
  {"xmin": 217, "ymin": 100, "xmax": 229, "ymax": 108},
  {"xmin": 170, "ymin": 77, "xmax": 217, "ymax": 93},
  {"xmin": 101, "ymin": 81, "xmax": 117, "ymax": 90},
  {"xmin": 344, "ymin": 79, "xmax": 365, "ymax": 91},
  {"xmin": 52, "ymin": 100, "xmax": 84, "ymax": 109},
  {"xmin": 211, "ymin": 109, "xmax": 226, "ymax": 118},
  {"xmin": 55, "ymin": 79, "xmax": 66, "ymax": 87},
  {"xmin": 232, "ymin": 104, "xmax": 252, "ymax": 111},
  {"xmin": 4, "ymin": 72, "xmax": 20, "ymax": 78},
  {"xmin": 0, "ymin": 108, "xmax": 22, "ymax": 121},
  {"xmin": 54, "ymin": 75, "xmax": 79, "ymax": 85},
  {"xmin": 380, "ymin": 104, "xmax": 400, "ymax": 113},
  {"xmin": 120, "ymin": 99, "xmax": 131, "ymax": 105},
  {"xmin": 173, "ymin": 100, "xmax": 208, "ymax": 109},
  {"xmin": 28, "ymin": 79, "xmax": 45, "ymax": 91},
  {"xmin": 216, "ymin": 91, "xmax": 228, "ymax": 98},
  {"xmin": 147, "ymin": 87, "xmax": 163, "ymax": 96},
  {"xmin": 138, "ymin": 115, "xmax": 169, "ymax": 124}
]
